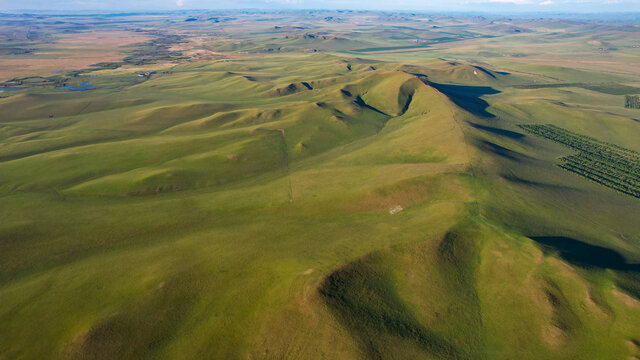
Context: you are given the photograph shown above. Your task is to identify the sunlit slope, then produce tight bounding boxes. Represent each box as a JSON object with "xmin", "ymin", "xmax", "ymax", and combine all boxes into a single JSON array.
[
  {"xmin": 0, "ymin": 60, "xmax": 451, "ymax": 196},
  {"xmin": 0, "ymin": 56, "xmax": 474, "ymax": 359},
  {"xmin": 0, "ymin": 53, "xmax": 639, "ymax": 360}
]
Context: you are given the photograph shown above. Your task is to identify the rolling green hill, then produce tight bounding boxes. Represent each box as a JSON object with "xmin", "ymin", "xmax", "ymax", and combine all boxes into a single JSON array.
[{"xmin": 1, "ymin": 11, "xmax": 640, "ymax": 360}]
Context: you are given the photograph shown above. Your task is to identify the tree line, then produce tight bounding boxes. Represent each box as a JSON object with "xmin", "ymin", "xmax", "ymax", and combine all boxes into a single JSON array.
[
  {"xmin": 626, "ymin": 95, "xmax": 640, "ymax": 109},
  {"xmin": 519, "ymin": 124, "xmax": 640, "ymax": 199}
]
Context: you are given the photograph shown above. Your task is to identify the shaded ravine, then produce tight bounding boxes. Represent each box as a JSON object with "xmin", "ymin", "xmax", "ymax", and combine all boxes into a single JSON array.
[
  {"xmin": 319, "ymin": 224, "xmax": 485, "ymax": 359},
  {"xmin": 530, "ymin": 236, "xmax": 640, "ymax": 299},
  {"xmin": 530, "ymin": 236, "xmax": 640, "ymax": 272},
  {"xmin": 319, "ymin": 254, "xmax": 466, "ymax": 360},
  {"xmin": 426, "ymin": 82, "xmax": 500, "ymax": 118}
]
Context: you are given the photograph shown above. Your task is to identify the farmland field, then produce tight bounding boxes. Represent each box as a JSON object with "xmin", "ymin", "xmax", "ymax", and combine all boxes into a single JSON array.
[{"xmin": 1, "ymin": 10, "xmax": 640, "ymax": 360}]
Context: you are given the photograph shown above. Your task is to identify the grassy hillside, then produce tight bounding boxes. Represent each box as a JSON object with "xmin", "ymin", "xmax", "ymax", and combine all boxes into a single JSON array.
[{"xmin": 1, "ymin": 11, "xmax": 640, "ymax": 360}]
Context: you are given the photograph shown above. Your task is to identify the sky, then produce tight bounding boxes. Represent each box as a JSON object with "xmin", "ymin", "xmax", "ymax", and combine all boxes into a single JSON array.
[{"xmin": 0, "ymin": 0, "xmax": 638, "ymax": 13}]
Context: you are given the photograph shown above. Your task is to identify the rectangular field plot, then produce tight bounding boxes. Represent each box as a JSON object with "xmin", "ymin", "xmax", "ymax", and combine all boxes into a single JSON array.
[{"xmin": 519, "ymin": 124, "xmax": 640, "ymax": 198}]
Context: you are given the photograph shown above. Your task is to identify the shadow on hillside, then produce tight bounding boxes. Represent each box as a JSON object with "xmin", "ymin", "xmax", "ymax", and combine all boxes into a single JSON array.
[
  {"xmin": 530, "ymin": 236, "xmax": 640, "ymax": 272},
  {"xmin": 319, "ymin": 254, "xmax": 463, "ymax": 359},
  {"xmin": 469, "ymin": 123, "xmax": 524, "ymax": 139},
  {"xmin": 478, "ymin": 140, "xmax": 526, "ymax": 162},
  {"xmin": 428, "ymin": 82, "xmax": 500, "ymax": 118}
]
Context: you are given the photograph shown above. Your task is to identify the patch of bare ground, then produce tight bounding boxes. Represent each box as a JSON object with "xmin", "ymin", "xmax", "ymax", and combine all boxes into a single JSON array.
[
  {"xmin": 613, "ymin": 289, "xmax": 640, "ymax": 309},
  {"xmin": 626, "ymin": 339, "xmax": 640, "ymax": 360},
  {"xmin": 542, "ymin": 325, "xmax": 566, "ymax": 348},
  {"xmin": 0, "ymin": 31, "xmax": 151, "ymax": 79}
]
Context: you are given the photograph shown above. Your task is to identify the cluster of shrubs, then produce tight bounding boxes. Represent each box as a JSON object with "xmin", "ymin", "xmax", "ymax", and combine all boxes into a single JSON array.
[
  {"xmin": 625, "ymin": 95, "xmax": 640, "ymax": 109},
  {"xmin": 519, "ymin": 124, "xmax": 640, "ymax": 198}
]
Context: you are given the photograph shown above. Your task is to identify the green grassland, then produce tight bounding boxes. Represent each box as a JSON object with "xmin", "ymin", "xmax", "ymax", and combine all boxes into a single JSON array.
[{"xmin": 1, "ymin": 11, "xmax": 640, "ymax": 360}]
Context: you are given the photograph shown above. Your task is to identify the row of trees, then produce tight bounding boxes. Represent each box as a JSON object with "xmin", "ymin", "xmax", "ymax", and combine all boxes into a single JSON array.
[
  {"xmin": 519, "ymin": 124, "xmax": 640, "ymax": 199},
  {"xmin": 626, "ymin": 95, "xmax": 640, "ymax": 109},
  {"xmin": 562, "ymin": 155, "xmax": 640, "ymax": 198},
  {"xmin": 560, "ymin": 162, "xmax": 640, "ymax": 198}
]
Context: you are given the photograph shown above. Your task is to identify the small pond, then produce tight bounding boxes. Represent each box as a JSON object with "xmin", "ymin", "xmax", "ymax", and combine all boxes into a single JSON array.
[{"xmin": 56, "ymin": 81, "xmax": 94, "ymax": 91}]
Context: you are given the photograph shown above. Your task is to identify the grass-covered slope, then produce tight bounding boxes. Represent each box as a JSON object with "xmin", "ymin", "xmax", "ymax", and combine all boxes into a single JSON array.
[{"xmin": 1, "ymin": 35, "xmax": 640, "ymax": 360}]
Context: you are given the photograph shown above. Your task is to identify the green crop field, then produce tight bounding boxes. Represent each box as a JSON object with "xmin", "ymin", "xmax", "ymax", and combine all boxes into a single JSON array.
[{"xmin": 0, "ymin": 10, "xmax": 639, "ymax": 360}]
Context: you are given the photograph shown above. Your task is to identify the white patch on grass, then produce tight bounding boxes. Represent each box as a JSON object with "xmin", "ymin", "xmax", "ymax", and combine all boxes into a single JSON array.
[{"xmin": 389, "ymin": 205, "xmax": 403, "ymax": 214}]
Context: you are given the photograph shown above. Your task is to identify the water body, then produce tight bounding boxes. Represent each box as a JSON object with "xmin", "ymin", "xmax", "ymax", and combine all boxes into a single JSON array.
[
  {"xmin": 0, "ymin": 87, "xmax": 22, "ymax": 91},
  {"xmin": 56, "ymin": 81, "xmax": 94, "ymax": 91}
]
